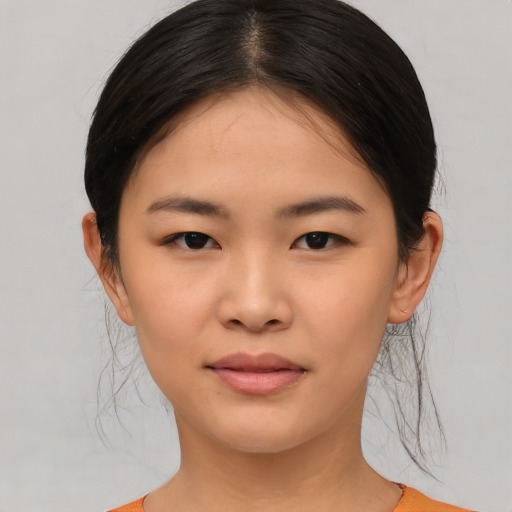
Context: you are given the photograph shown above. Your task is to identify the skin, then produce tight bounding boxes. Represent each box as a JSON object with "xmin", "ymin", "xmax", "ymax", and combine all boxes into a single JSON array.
[{"xmin": 83, "ymin": 87, "xmax": 443, "ymax": 512}]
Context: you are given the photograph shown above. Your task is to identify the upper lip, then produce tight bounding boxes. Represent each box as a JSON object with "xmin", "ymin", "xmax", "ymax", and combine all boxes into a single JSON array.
[{"xmin": 207, "ymin": 352, "xmax": 305, "ymax": 372}]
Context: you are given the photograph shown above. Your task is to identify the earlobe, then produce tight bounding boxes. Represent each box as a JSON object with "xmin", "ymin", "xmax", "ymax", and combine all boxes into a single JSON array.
[
  {"xmin": 388, "ymin": 212, "xmax": 443, "ymax": 324},
  {"xmin": 82, "ymin": 212, "xmax": 135, "ymax": 326}
]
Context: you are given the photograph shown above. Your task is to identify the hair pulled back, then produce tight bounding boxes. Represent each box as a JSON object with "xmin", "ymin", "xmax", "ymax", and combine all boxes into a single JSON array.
[
  {"xmin": 85, "ymin": 0, "xmax": 441, "ymax": 473},
  {"xmin": 85, "ymin": 0, "xmax": 436, "ymax": 264}
]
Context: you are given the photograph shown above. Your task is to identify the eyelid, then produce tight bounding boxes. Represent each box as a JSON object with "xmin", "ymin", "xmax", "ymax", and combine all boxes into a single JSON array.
[
  {"xmin": 160, "ymin": 231, "xmax": 350, "ymax": 250},
  {"xmin": 292, "ymin": 232, "xmax": 352, "ymax": 250},
  {"xmin": 162, "ymin": 231, "xmax": 220, "ymax": 249}
]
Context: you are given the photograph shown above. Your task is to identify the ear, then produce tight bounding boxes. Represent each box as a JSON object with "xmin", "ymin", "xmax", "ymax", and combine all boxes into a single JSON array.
[
  {"xmin": 388, "ymin": 212, "xmax": 443, "ymax": 324},
  {"xmin": 82, "ymin": 212, "xmax": 135, "ymax": 325}
]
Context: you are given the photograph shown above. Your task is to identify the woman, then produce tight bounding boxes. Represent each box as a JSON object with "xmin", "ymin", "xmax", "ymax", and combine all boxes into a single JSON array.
[{"xmin": 82, "ymin": 0, "xmax": 474, "ymax": 510}]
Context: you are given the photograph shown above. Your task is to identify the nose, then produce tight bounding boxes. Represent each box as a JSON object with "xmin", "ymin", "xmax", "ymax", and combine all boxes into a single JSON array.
[{"xmin": 216, "ymin": 251, "xmax": 293, "ymax": 334}]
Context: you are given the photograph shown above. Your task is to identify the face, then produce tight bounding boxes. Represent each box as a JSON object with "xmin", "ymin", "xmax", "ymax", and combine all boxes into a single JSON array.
[{"xmin": 108, "ymin": 88, "xmax": 410, "ymax": 454}]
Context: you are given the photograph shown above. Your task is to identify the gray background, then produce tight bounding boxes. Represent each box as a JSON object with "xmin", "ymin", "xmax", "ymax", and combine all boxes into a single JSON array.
[{"xmin": 1, "ymin": 1, "xmax": 511, "ymax": 511}]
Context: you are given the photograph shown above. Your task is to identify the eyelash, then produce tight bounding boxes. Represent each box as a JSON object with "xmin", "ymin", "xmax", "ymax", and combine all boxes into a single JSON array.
[
  {"xmin": 163, "ymin": 232, "xmax": 219, "ymax": 250},
  {"xmin": 292, "ymin": 232, "xmax": 350, "ymax": 250},
  {"xmin": 163, "ymin": 231, "xmax": 351, "ymax": 251}
]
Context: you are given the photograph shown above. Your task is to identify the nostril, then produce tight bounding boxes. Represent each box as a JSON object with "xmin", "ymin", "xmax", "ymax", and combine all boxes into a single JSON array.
[{"xmin": 228, "ymin": 318, "xmax": 280, "ymax": 330}]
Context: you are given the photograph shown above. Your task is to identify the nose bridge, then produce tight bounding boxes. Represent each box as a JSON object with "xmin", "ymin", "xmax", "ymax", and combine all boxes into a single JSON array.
[{"xmin": 218, "ymin": 245, "xmax": 292, "ymax": 332}]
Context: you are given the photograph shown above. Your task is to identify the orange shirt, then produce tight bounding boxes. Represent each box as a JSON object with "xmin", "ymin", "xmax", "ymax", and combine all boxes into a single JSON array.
[
  {"xmin": 394, "ymin": 485, "xmax": 473, "ymax": 511},
  {"xmin": 107, "ymin": 485, "xmax": 474, "ymax": 511}
]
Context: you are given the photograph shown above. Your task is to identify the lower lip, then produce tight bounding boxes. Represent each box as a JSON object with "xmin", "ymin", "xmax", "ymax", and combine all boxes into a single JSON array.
[{"xmin": 210, "ymin": 368, "xmax": 305, "ymax": 395}]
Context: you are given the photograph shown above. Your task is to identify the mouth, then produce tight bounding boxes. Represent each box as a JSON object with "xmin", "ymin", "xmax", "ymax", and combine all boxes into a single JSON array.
[{"xmin": 206, "ymin": 353, "xmax": 306, "ymax": 395}]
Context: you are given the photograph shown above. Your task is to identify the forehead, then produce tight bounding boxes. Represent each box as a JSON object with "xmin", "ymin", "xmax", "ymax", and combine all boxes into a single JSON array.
[
  {"xmin": 123, "ymin": 87, "xmax": 390, "ymax": 215},
  {"xmin": 137, "ymin": 86, "xmax": 363, "ymax": 169}
]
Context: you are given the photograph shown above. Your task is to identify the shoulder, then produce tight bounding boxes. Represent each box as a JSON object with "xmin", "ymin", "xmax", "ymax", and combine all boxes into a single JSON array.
[
  {"xmin": 394, "ymin": 485, "xmax": 475, "ymax": 512},
  {"xmin": 107, "ymin": 496, "xmax": 145, "ymax": 512}
]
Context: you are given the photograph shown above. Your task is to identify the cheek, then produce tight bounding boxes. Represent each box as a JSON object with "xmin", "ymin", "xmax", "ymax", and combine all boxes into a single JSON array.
[
  {"xmin": 299, "ymin": 255, "xmax": 398, "ymax": 368},
  {"xmin": 125, "ymin": 280, "xmax": 212, "ymax": 404},
  {"xmin": 297, "ymin": 275, "xmax": 394, "ymax": 424},
  {"xmin": 120, "ymin": 256, "xmax": 218, "ymax": 361}
]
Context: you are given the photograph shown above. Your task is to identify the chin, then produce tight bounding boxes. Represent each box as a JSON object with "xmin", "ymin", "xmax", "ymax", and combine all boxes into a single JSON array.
[
  {"xmin": 221, "ymin": 433, "xmax": 306, "ymax": 455},
  {"xmin": 209, "ymin": 416, "xmax": 323, "ymax": 455}
]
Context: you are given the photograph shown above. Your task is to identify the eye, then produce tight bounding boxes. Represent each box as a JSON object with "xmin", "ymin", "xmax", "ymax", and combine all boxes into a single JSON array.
[
  {"xmin": 292, "ymin": 231, "xmax": 349, "ymax": 250},
  {"xmin": 164, "ymin": 232, "xmax": 219, "ymax": 250}
]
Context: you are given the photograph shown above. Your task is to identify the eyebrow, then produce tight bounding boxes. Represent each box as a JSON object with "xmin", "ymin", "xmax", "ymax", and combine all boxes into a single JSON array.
[
  {"xmin": 146, "ymin": 197, "xmax": 229, "ymax": 218},
  {"xmin": 277, "ymin": 195, "xmax": 366, "ymax": 217},
  {"xmin": 146, "ymin": 194, "xmax": 366, "ymax": 219}
]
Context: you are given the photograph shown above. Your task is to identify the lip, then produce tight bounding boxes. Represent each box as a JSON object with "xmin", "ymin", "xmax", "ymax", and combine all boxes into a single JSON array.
[{"xmin": 206, "ymin": 352, "xmax": 306, "ymax": 395}]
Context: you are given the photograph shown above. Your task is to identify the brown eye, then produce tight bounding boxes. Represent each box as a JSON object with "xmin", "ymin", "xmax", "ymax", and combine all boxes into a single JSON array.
[
  {"xmin": 166, "ymin": 232, "xmax": 218, "ymax": 249},
  {"xmin": 293, "ymin": 232, "xmax": 349, "ymax": 250},
  {"xmin": 304, "ymin": 232, "xmax": 329, "ymax": 249}
]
